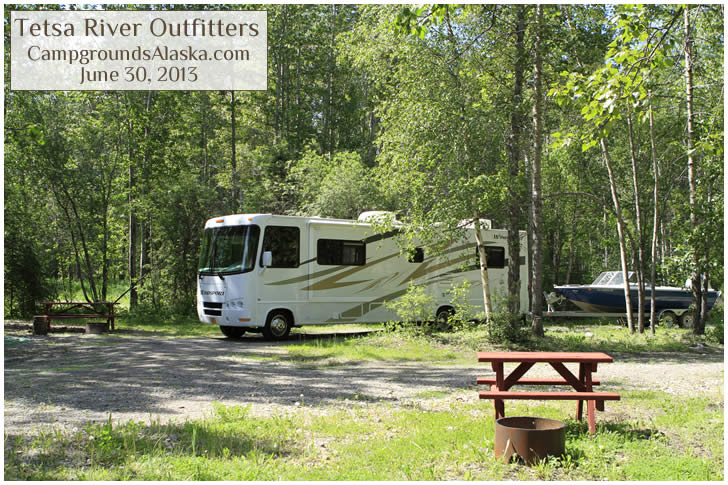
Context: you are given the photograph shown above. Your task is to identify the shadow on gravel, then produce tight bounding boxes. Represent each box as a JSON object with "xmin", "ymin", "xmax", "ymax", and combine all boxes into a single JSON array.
[
  {"xmin": 5, "ymin": 324, "xmax": 723, "ymax": 433},
  {"xmin": 4, "ymin": 330, "xmax": 477, "ymax": 429}
]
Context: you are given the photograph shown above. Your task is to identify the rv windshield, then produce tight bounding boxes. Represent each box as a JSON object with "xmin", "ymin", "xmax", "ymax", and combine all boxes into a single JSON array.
[{"xmin": 198, "ymin": 225, "xmax": 260, "ymax": 274}]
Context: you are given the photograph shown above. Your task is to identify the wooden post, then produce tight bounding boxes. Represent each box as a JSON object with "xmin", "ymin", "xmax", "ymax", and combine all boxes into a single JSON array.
[
  {"xmin": 586, "ymin": 363, "xmax": 597, "ymax": 434},
  {"xmin": 576, "ymin": 363, "xmax": 585, "ymax": 421},
  {"xmin": 493, "ymin": 362, "xmax": 505, "ymax": 419},
  {"xmin": 33, "ymin": 316, "xmax": 49, "ymax": 335}
]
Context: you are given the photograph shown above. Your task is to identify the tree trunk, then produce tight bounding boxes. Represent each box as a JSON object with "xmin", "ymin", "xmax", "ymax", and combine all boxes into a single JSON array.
[
  {"xmin": 506, "ymin": 5, "xmax": 526, "ymax": 316},
  {"xmin": 566, "ymin": 214, "xmax": 576, "ymax": 285},
  {"xmin": 473, "ymin": 216, "xmax": 493, "ymax": 318},
  {"xmin": 525, "ymin": 149, "xmax": 533, "ymax": 314},
  {"xmin": 600, "ymin": 137, "xmax": 635, "ymax": 333},
  {"xmin": 626, "ymin": 104, "xmax": 646, "ymax": 332},
  {"xmin": 325, "ymin": 4, "xmax": 337, "ymax": 157},
  {"xmin": 648, "ymin": 90, "xmax": 659, "ymax": 335},
  {"xmin": 201, "ymin": 95, "xmax": 209, "ymax": 184},
  {"xmin": 128, "ymin": 121, "xmax": 138, "ymax": 310},
  {"xmin": 684, "ymin": 7, "xmax": 704, "ymax": 335},
  {"xmin": 603, "ymin": 211, "xmax": 609, "ymax": 267},
  {"xmin": 102, "ymin": 184, "xmax": 110, "ymax": 301},
  {"xmin": 230, "ymin": 90, "xmax": 239, "ymax": 211},
  {"xmin": 551, "ymin": 207, "xmax": 562, "ymax": 284},
  {"xmin": 530, "ymin": 4, "xmax": 544, "ymax": 337}
]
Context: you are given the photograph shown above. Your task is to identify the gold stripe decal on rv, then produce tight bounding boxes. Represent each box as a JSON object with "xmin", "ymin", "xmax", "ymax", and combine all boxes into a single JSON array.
[
  {"xmin": 326, "ymin": 288, "xmax": 410, "ymax": 322},
  {"xmin": 400, "ymin": 251, "xmax": 474, "ymax": 285},
  {"xmin": 303, "ymin": 252, "xmax": 400, "ymax": 291},
  {"xmin": 267, "ymin": 265, "xmax": 342, "ymax": 286}
]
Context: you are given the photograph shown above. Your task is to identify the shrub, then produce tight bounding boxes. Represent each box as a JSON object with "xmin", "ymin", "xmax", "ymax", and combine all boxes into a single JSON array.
[
  {"xmin": 384, "ymin": 282, "xmax": 436, "ymax": 335},
  {"xmin": 484, "ymin": 312, "xmax": 527, "ymax": 344},
  {"xmin": 706, "ymin": 305, "xmax": 724, "ymax": 344},
  {"xmin": 447, "ymin": 281, "xmax": 479, "ymax": 331}
]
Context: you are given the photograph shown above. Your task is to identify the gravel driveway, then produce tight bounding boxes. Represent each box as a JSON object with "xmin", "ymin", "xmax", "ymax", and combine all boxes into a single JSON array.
[{"xmin": 4, "ymin": 325, "xmax": 724, "ymax": 437}]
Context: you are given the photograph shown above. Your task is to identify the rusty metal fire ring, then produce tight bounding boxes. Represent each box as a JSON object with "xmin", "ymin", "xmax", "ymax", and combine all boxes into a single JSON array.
[{"xmin": 494, "ymin": 416, "xmax": 566, "ymax": 465}]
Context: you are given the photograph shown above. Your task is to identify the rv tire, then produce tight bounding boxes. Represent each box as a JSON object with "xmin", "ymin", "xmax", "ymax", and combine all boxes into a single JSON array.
[
  {"xmin": 435, "ymin": 306, "xmax": 454, "ymax": 327},
  {"xmin": 679, "ymin": 312, "xmax": 694, "ymax": 329},
  {"xmin": 220, "ymin": 325, "xmax": 245, "ymax": 339},
  {"xmin": 660, "ymin": 311, "xmax": 678, "ymax": 328},
  {"xmin": 263, "ymin": 311, "xmax": 292, "ymax": 340}
]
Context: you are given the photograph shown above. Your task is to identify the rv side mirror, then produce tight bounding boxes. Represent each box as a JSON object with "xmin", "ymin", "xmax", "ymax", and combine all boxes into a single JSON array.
[{"xmin": 262, "ymin": 251, "xmax": 273, "ymax": 267}]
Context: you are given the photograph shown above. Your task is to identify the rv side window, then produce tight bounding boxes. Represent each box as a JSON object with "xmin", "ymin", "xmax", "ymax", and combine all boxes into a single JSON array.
[
  {"xmin": 317, "ymin": 239, "xmax": 366, "ymax": 266},
  {"xmin": 407, "ymin": 248, "xmax": 424, "ymax": 263},
  {"xmin": 474, "ymin": 246, "xmax": 505, "ymax": 269},
  {"xmin": 261, "ymin": 226, "xmax": 300, "ymax": 268}
]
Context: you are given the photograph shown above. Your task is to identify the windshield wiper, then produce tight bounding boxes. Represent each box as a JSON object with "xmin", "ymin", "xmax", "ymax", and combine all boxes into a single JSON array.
[{"xmin": 217, "ymin": 272, "xmax": 225, "ymax": 280}]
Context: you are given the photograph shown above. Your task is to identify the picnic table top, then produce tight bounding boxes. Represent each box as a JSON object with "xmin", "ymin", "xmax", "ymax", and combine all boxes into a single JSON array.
[{"xmin": 477, "ymin": 351, "xmax": 614, "ymax": 364}]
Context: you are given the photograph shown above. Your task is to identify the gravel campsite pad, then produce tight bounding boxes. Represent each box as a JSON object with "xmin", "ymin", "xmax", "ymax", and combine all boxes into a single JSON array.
[{"xmin": 3, "ymin": 323, "xmax": 724, "ymax": 437}]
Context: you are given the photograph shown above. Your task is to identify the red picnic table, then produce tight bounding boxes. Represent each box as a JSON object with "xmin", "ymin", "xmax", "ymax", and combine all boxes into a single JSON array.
[
  {"xmin": 38, "ymin": 301, "xmax": 118, "ymax": 331},
  {"xmin": 477, "ymin": 351, "xmax": 620, "ymax": 434}
]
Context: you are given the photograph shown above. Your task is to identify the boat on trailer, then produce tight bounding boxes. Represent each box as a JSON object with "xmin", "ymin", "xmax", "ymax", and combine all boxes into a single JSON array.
[{"xmin": 553, "ymin": 271, "xmax": 722, "ymax": 328}]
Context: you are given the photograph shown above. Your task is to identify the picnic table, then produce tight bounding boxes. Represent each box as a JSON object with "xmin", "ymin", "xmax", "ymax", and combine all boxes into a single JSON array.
[
  {"xmin": 477, "ymin": 351, "xmax": 620, "ymax": 434},
  {"xmin": 38, "ymin": 301, "xmax": 118, "ymax": 331}
]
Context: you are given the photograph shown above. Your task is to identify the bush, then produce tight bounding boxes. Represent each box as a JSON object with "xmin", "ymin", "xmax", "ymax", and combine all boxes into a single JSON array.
[
  {"xmin": 706, "ymin": 305, "xmax": 724, "ymax": 344},
  {"xmin": 384, "ymin": 282, "xmax": 437, "ymax": 335},
  {"xmin": 4, "ymin": 238, "xmax": 54, "ymax": 317},
  {"xmin": 484, "ymin": 312, "xmax": 527, "ymax": 344},
  {"xmin": 447, "ymin": 281, "xmax": 480, "ymax": 331}
]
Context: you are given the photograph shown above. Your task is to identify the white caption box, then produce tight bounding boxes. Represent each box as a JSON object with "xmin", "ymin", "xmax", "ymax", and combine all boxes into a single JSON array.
[{"xmin": 11, "ymin": 10, "xmax": 267, "ymax": 91}]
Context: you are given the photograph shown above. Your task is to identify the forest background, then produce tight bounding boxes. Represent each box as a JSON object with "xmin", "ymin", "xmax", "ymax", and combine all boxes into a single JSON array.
[{"xmin": 4, "ymin": 4, "xmax": 724, "ymax": 335}]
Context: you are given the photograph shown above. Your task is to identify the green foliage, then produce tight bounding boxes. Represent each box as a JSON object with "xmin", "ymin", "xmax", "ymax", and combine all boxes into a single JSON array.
[
  {"xmin": 287, "ymin": 150, "xmax": 388, "ymax": 219},
  {"xmin": 705, "ymin": 306, "xmax": 724, "ymax": 344},
  {"xmin": 384, "ymin": 282, "xmax": 437, "ymax": 335},
  {"xmin": 212, "ymin": 402, "xmax": 251, "ymax": 423},
  {"xmin": 446, "ymin": 281, "xmax": 479, "ymax": 331},
  {"xmin": 484, "ymin": 312, "xmax": 528, "ymax": 344},
  {"xmin": 4, "ymin": 235, "xmax": 53, "ymax": 317}
]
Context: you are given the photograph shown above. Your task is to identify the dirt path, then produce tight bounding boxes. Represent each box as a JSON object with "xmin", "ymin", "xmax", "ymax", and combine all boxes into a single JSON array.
[{"xmin": 4, "ymin": 326, "xmax": 724, "ymax": 436}]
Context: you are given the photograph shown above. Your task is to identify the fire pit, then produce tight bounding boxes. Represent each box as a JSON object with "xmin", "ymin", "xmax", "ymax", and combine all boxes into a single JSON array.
[
  {"xmin": 85, "ymin": 322, "xmax": 109, "ymax": 334},
  {"xmin": 494, "ymin": 416, "xmax": 566, "ymax": 465}
]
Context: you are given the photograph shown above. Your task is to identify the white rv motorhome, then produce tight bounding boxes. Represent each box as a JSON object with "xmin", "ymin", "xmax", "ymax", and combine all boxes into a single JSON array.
[{"xmin": 197, "ymin": 213, "xmax": 528, "ymax": 340}]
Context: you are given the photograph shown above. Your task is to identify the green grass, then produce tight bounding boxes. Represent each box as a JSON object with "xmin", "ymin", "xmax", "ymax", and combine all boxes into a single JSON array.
[
  {"xmin": 295, "ymin": 323, "xmax": 383, "ymax": 334},
  {"xmin": 111, "ymin": 310, "xmax": 720, "ymax": 353},
  {"xmin": 112, "ymin": 314, "xmax": 221, "ymax": 338},
  {"xmin": 432, "ymin": 320, "xmax": 720, "ymax": 355},
  {"xmin": 285, "ymin": 334, "xmax": 461, "ymax": 364},
  {"xmin": 233, "ymin": 322, "xmax": 719, "ymax": 367},
  {"xmin": 225, "ymin": 333, "xmax": 462, "ymax": 367},
  {"xmin": 5, "ymin": 390, "xmax": 722, "ymax": 480}
]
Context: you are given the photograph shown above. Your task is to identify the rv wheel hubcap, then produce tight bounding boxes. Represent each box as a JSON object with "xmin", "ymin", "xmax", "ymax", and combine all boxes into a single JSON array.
[{"xmin": 271, "ymin": 316, "xmax": 288, "ymax": 335}]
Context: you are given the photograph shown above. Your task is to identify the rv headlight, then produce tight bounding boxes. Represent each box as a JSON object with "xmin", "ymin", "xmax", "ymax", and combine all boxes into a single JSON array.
[{"xmin": 228, "ymin": 299, "xmax": 245, "ymax": 309}]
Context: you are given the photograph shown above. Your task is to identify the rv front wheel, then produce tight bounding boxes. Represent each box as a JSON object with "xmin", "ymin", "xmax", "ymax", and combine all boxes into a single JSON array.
[
  {"xmin": 263, "ymin": 311, "xmax": 292, "ymax": 340},
  {"xmin": 220, "ymin": 325, "xmax": 245, "ymax": 339},
  {"xmin": 660, "ymin": 311, "xmax": 678, "ymax": 328}
]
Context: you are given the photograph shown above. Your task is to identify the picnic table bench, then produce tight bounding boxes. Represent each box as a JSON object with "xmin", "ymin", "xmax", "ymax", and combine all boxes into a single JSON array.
[
  {"xmin": 477, "ymin": 351, "xmax": 620, "ymax": 434},
  {"xmin": 37, "ymin": 301, "xmax": 118, "ymax": 331}
]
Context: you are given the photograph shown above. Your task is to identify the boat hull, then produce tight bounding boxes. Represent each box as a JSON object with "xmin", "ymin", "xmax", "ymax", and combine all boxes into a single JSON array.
[{"xmin": 553, "ymin": 285, "xmax": 721, "ymax": 314}]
